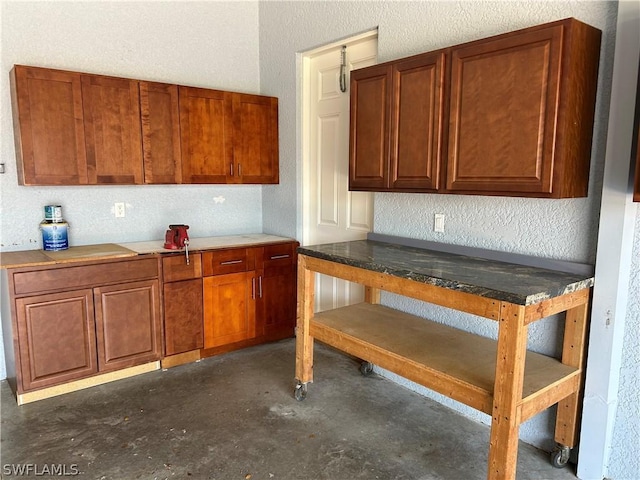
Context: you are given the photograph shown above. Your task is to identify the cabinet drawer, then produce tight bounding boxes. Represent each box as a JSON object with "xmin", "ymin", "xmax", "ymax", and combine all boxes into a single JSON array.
[
  {"xmin": 203, "ymin": 248, "xmax": 252, "ymax": 276},
  {"xmin": 163, "ymin": 253, "xmax": 202, "ymax": 282},
  {"xmin": 263, "ymin": 242, "xmax": 297, "ymax": 268},
  {"xmin": 13, "ymin": 258, "xmax": 159, "ymax": 296}
]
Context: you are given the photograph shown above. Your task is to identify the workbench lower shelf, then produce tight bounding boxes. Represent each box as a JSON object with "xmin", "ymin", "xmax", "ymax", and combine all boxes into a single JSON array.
[{"xmin": 310, "ymin": 303, "xmax": 580, "ymax": 423}]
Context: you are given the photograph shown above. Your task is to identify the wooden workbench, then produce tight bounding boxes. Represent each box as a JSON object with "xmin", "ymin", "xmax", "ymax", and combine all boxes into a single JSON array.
[{"xmin": 294, "ymin": 240, "xmax": 593, "ymax": 480}]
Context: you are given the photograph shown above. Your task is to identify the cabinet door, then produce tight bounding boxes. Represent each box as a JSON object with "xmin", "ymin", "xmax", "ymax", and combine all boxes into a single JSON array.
[
  {"xmin": 232, "ymin": 93, "xmax": 279, "ymax": 184},
  {"xmin": 179, "ymin": 86, "xmax": 233, "ymax": 183},
  {"xmin": 10, "ymin": 66, "xmax": 88, "ymax": 185},
  {"xmin": 15, "ymin": 289, "xmax": 97, "ymax": 391},
  {"xmin": 82, "ymin": 74, "xmax": 144, "ymax": 184},
  {"xmin": 94, "ymin": 280, "xmax": 161, "ymax": 372},
  {"xmin": 203, "ymin": 272, "xmax": 256, "ymax": 348},
  {"xmin": 446, "ymin": 24, "xmax": 563, "ymax": 195},
  {"xmin": 391, "ymin": 52, "xmax": 445, "ymax": 191},
  {"xmin": 349, "ymin": 64, "xmax": 392, "ymax": 190},
  {"xmin": 140, "ymin": 81, "xmax": 182, "ymax": 184},
  {"xmin": 164, "ymin": 279, "xmax": 203, "ymax": 356}
]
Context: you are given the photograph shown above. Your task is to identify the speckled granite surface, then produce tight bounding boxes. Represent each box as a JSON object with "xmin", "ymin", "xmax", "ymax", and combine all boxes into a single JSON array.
[{"xmin": 298, "ymin": 240, "xmax": 594, "ymax": 306}]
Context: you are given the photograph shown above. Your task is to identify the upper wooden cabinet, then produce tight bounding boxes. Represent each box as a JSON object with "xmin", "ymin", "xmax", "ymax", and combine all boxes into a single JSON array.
[
  {"xmin": 81, "ymin": 74, "xmax": 143, "ymax": 184},
  {"xmin": 10, "ymin": 65, "xmax": 279, "ymax": 186},
  {"xmin": 350, "ymin": 52, "xmax": 445, "ymax": 191},
  {"xmin": 179, "ymin": 88, "xmax": 279, "ymax": 184},
  {"xmin": 10, "ymin": 66, "xmax": 88, "ymax": 185},
  {"xmin": 349, "ymin": 18, "xmax": 602, "ymax": 198},
  {"xmin": 140, "ymin": 81, "xmax": 182, "ymax": 184},
  {"xmin": 232, "ymin": 93, "xmax": 279, "ymax": 184},
  {"xmin": 179, "ymin": 86, "xmax": 233, "ymax": 184}
]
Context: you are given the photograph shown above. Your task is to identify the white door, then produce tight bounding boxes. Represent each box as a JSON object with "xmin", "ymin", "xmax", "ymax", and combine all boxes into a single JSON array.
[{"xmin": 302, "ymin": 32, "xmax": 378, "ymax": 312}]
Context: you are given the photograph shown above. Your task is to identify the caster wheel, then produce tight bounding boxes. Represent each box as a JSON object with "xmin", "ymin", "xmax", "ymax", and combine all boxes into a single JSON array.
[
  {"xmin": 550, "ymin": 445, "xmax": 570, "ymax": 468},
  {"xmin": 294, "ymin": 382, "xmax": 308, "ymax": 401},
  {"xmin": 360, "ymin": 361, "xmax": 374, "ymax": 377}
]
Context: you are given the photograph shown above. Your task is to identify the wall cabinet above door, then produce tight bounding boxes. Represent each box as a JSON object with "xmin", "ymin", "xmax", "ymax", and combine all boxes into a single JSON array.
[
  {"xmin": 10, "ymin": 65, "xmax": 279, "ymax": 186},
  {"xmin": 349, "ymin": 17, "xmax": 602, "ymax": 198}
]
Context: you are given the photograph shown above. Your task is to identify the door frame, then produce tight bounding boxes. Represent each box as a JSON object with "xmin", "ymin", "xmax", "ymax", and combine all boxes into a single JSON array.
[{"xmin": 301, "ymin": 29, "xmax": 378, "ymax": 246}]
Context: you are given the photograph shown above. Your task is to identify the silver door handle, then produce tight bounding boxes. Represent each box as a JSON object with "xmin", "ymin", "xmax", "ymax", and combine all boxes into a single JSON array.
[
  {"xmin": 270, "ymin": 254, "xmax": 290, "ymax": 260},
  {"xmin": 220, "ymin": 259, "xmax": 243, "ymax": 265}
]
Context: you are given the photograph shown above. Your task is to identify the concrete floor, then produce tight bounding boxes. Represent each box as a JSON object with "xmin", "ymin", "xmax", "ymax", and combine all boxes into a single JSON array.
[{"xmin": 1, "ymin": 339, "xmax": 578, "ymax": 480}]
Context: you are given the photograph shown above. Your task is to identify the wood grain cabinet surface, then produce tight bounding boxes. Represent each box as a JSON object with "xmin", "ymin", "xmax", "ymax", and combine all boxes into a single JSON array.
[
  {"xmin": 10, "ymin": 65, "xmax": 279, "ymax": 186},
  {"xmin": 140, "ymin": 81, "xmax": 182, "ymax": 184},
  {"xmin": 10, "ymin": 66, "xmax": 88, "ymax": 185},
  {"xmin": 5, "ymin": 257, "xmax": 161, "ymax": 394},
  {"xmin": 162, "ymin": 254, "xmax": 203, "ymax": 356},
  {"xmin": 81, "ymin": 74, "xmax": 144, "ymax": 184},
  {"xmin": 349, "ymin": 18, "xmax": 601, "ymax": 198}
]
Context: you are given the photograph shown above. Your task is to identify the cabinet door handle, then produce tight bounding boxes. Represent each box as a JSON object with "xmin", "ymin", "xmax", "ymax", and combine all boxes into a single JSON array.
[
  {"xmin": 230, "ymin": 163, "xmax": 234, "ymax": 176},
  {"xmin": 220, "ymin": 259, "xmax": 243, "ymax": 265},
  {"xmin": 258, "ymin": 275, "xmax": 263, "ymax": 299},
  {"xmin": 269, "ymin": 254, "xmax": 290, "ymax": 260},
  {"xmin": 238, "ymin": 163, "xmax": 242, "ymax": 177}
]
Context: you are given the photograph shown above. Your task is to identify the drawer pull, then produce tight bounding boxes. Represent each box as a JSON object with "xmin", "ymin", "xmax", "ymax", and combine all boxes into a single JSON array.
[
  {"xmin": 220, "ymin": 259, "xmax": 243, "ymax": 265},
  {"xmin": 270, "ymin": 254, "xmax": 290, "ymax": 260}
]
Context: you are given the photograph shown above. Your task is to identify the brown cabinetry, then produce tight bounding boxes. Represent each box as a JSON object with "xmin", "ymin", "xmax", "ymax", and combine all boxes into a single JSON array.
[
  {"xmin": 140, "ymin": 81, "xmax": 182, "ymax": 184},
  {"xmin": 180, "ymin": 88, "xmax": 279, "ymax": 184},
  {"xmin": 94, "ymin": 280, "xmax": 161, "ymax": 371},
  {"xmin": 81, "ymin": 74, "xmax": 143, "ymax": 184},
  {"xmin": 257, "ymin": 242, "xmax": 297, "ymax": 338},
  {"xmin": 10, "ymin": 65, "xmax": 279, "ymax": 186},
  {"xmin": 15, "ymin": 289, "xmax": 97, "ymax": 391},
  {"xmin": 4, "ymin": 257, "xmax": 161, "ymax": 397},
  {"xmin": 203, "ymin": 248, "xmax": 256, "ymax": 348},
  {"xmin": 10, "ymin": 66, "xmax": 88, "ymax": 185},
  {"xmin": 350, "ymin": 53, "xmax": 445, "ymax": 191},
  {"xmin": 162, "ymin": 254, "xmax": 203, "ymax": 356},
  {"xmin": 232, "ymin": 93, "xmax": 279, "ymax": 184},
  {"xmin": 349, "ymin": 18, "xmax": 601, "ymax": 198}
]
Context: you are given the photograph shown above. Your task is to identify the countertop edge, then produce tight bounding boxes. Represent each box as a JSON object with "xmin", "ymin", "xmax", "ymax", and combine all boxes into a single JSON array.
[
  {"xmin": 1, "ymin": 235, "xmax": 298, "ymax": 269},
  {"xmin": 297, "ymin": 242, "xmax": 595, "ymax": 306}
]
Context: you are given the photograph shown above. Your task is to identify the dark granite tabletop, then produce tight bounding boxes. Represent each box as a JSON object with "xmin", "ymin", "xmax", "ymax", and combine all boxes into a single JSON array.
[{"xmin": 297, "ymin": 240, "xmax": 594, "ymax": 306}]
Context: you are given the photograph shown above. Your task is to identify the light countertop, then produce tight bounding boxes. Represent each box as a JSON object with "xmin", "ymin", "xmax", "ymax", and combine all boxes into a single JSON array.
[{"xmin": 1, "ymin": 234, "xmax": 296, "ymax": 269}]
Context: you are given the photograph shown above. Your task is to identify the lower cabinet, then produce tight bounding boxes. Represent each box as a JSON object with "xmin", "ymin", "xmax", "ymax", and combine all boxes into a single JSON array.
[
  {"xmin": 203, "ymin": 271, "xmax": 256, "ymax": 348},
  {"xmin": 259, "ymin": 242, "xmax": 297, "ymax": 338},
  {"xmin": 160, "ymin": 241, "xmax": 297, "ymax": 365},
  {"xmin": 6, "ymin": 257, "xmax": 162, "ymax": 395},
  {"xmin": 94, "ymin": 280, "xmax": 161, "ymax": 372},
  {"xmin": 15, "ymin": 289, "xmax": 97, "ymax": 391}
]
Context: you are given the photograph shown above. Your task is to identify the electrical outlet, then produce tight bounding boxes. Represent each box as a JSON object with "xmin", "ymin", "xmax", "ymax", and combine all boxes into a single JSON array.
[
  {"xmin": 114, "ymin": 203, "xmax": 126, "ymax": 218},
  {"xmin": 434, "ymin": 213, "xmax": 445, "ymax": 233}
]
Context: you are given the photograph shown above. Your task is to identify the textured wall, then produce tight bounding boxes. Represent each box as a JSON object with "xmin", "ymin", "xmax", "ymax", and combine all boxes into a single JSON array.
[
  {"xmin": 0, "ymin": 2, "xmax": 262, "ymax": 377},
  {"xmin": 609, "ymin": 207, "xmax": 640, "ymax": 480},
  {"xmin": 258, "ymin": 0, "xmax": 625, "ymax": 462}
]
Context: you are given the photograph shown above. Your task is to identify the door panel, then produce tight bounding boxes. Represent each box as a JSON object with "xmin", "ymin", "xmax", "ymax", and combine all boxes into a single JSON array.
[
  {"xmin": 16, "ymin": 289, "xmax": 97, "ymax": 391},
  {"xmin": 94, "ymin": 280, "xmax": 161, "ymax": 371},
  {"xmin": 305, "ymin": 35, "xmax": 377, "ymax": 312},
  {"xmin": 179, "ymin": 86, "xmax": 233, "ymax": 183},
  {"xmin": 140, "ymin": 81, "xmax": 182, "ymax": 184},
  {"xmin": 391, "ymin": 52, "xmax": 445, "ymax": 190},
  {"xmin": 203, "ymin": 272, "xmax": 256, "ymax": 348},
  {"xmin": 164, "ymin": 279, "xmax": 204, "ymax": 356},
  {"xmin": 232, "ymin": 94, "xmax": 279, "ymax": 184},
  {"xmin": 11, "ymin": 66, "xmax": 88, "ymax": 185},
  {"xmin": 447, "ymin": 25, "xmax": 562, "ymax": 193},
  {"xmin": 82, "ymin": 74, "xmax": 143, "ymax": 184}
]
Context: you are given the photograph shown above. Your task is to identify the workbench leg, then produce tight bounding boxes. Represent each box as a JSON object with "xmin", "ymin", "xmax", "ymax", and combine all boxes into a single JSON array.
[
  {"xmin": 554, "ymin": 300, "xmax": 589, "ymax": 447},
  {"xmin": 364, "ymin": 286, "xmax": 380, "ymax": 304},
  {"xmin": 488, "ymin": 302, "xmax": 528, "ymax": 480},
  {"xmin": 295, "ymin": 256, "xmax": 314, "ymax": 387}
]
